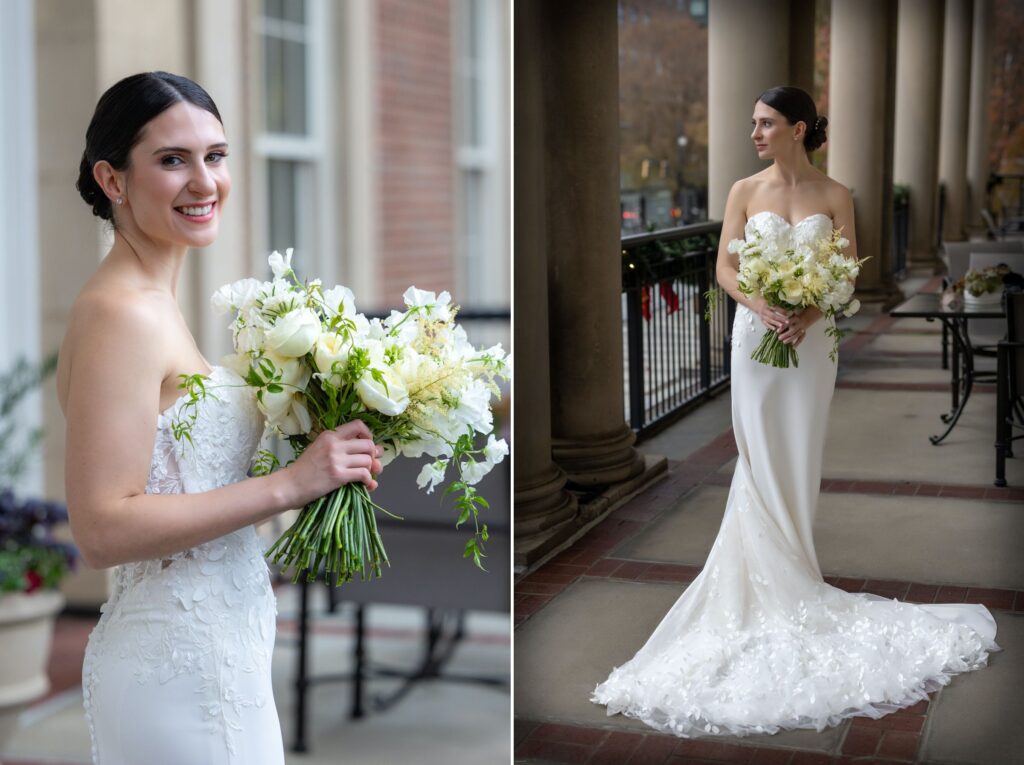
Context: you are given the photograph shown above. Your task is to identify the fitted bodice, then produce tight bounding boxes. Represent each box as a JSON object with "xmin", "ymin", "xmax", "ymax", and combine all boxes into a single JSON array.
[
  {"xmin": 82, "ymin": 364, "xmax": 279, "ymax": 763},
  {"xmin": 743, "ymin": 210, "xmax": 833, "ymax": 251}
]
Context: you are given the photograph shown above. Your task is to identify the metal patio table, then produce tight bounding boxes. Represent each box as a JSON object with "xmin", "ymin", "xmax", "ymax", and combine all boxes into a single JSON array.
[{"xmin": 889, "ymin": 292, "xmax": 1005, "ymax": 444}]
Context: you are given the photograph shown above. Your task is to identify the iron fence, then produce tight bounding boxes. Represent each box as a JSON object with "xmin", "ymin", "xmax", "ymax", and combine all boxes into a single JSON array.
[{"xmin": 621, "ymin": 221, "xmax": 732, "ymax": 438}]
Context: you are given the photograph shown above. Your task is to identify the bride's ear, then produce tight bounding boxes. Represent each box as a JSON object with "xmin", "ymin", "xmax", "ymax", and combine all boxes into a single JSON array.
[
  {"xmin": 793, "ymin": 121, "xmax": 806, "ymax": 143},
  {"xmin": 93, "ymin": 160, "xmax": 126, "ymax": 207}
]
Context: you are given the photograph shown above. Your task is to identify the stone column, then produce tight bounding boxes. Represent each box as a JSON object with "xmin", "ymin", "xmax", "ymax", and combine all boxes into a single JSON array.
[
  {"xmin": 938, "ymin": 0, "xmax": 973, "ymax": 243},
  {"xmin": 893, "ymin": 0, "xmax": 945, "ymax": 268},
  {"xmin": 788, "ymin": 0, "xmax": 817, "ymax": 96},
  {"xmin": 966, "ymin": 0, "xmax": 993, "ymax": 233},
  {"xmin": 708, "ymin": 0, "xmax": 792, "ymax": 218},
  {"xmin": 828, "ymin": 0, "xmax": 902, "ymax": 303},
  {"xmin": 513, "ymin": 0, "xmax": 577, "ymax": 566},
  {"xmin": 541, "ymin": 0, "xmax": 645, "ymax": 488}
]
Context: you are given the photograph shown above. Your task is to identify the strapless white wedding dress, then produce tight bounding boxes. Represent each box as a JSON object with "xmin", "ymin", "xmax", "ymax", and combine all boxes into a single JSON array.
[
  {"xmin": 81, "ymin": 365, "xmax": 285, "ymax": 764},
  {"xmin": 591, "ymin": 211, "xmax": 1000, "ymax": 737}
]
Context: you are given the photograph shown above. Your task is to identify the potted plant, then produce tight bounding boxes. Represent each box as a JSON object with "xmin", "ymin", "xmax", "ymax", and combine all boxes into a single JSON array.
[
  {"xmin": 950, "ymin": 263, "xmax": 1013, "ymax": 308},
  {"xmin": 0, "ymin": 354, "xmax": 78, "ymax": 751}
]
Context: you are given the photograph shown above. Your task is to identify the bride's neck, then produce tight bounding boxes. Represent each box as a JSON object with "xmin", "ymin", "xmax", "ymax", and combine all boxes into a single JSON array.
[
  {"xmin": 770, "ymin": 151, "xmax": 815, "ymax": 186},
  {"xmin": 104, "ymin": 230, "xmax": 187, "ymax": 300}
]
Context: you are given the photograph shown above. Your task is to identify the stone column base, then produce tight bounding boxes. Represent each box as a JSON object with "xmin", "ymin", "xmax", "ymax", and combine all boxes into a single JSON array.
[
  {"xmin": 515, "ymin": 454, "xmax": 669, "ymax": 571},
  {"xmin": 552, "ymin": 421, "xmax": 646, "ymax": 488},
  {"xmin": 514, "ymin": 464, "xmax": 579, "ymax": 568}
]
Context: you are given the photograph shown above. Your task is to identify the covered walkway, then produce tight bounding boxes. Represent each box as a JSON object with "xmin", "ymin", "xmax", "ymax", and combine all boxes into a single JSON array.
[{"xmin": 514, "ymin": 269, "xmax": 1023, "ymax": 764}]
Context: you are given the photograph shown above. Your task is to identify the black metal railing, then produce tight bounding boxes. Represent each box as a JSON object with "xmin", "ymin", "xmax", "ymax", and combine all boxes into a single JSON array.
[{"xmin": 621, "ymin": 221, "xmax": 732, "ymax": 438}]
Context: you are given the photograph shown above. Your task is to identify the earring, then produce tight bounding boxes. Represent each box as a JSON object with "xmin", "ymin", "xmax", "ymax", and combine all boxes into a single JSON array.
[{"xmin": 115, "ymin": 197, "xmax": 123, "ymax": 206}]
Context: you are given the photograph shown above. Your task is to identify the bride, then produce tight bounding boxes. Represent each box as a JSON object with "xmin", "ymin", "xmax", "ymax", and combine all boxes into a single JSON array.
[
  {"xmin": 56, "ymin": 71, "xmax": 385, "ymax": 764},
  {"xmin": 591, "ymin": 86, "xmax": 1000, "ymax": 737}
]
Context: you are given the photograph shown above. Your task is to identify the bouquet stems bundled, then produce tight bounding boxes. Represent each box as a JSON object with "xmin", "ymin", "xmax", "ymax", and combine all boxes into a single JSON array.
[
  {"xmin": 264, "ymin": 483, "xmax": 401, "ymax": 584},
  {"xmin": 752, "ymin": 328, "xmax": 799, "ymax": 368}
]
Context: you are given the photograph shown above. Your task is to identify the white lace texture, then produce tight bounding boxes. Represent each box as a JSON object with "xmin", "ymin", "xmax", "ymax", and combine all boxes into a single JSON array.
[
  {"xmin": 592, "ymin": 211, "xmax": 1000, "ymax": 738},
  {"xmin": 81, "ymin": 365, "xmax": 281, "ymax": 763}
]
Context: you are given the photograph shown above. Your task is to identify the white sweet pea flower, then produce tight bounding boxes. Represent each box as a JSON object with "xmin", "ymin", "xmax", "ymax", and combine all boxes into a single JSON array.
[
  {"xmin": 321, "ymin": 284, "xmax": 358, "ymax": 318},
  {"xmin": 211, "ymin": 277, "xmax": 266, "ymax": 315},
  {"xmin": 842, "ymin": 298, "xmax": 861, "ymax": 317},
  {"xmin": 378, "ymin": 442, "xmax": 398, "ymax": 467},
  {"xmin": 403, "ymin": 286, "xmax": 452, "ymax": 320},
  {"xmin": 482, "ymin": 434, "xmax": 509, "ymax": 465},
  {"xmin": 220, "ymin": 352, "xmax": 251, "ymax": 379},
  {"xmin": 461, "ymin": 458, "xmax": 493, "ymax": 486},
  {"xmin": 265, "ymin": 307, "xmax": 321, "ymax": 357},
  {"xmin": 416, "ymin": 459, "xmax": 448, "ymax": 493},
  {"xmin": 268, "ymin": 248, "xmax": 295, "ymax": 280}
]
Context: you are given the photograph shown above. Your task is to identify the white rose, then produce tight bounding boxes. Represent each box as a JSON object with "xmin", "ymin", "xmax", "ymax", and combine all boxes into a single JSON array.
[
  {"xmin": 356, "ymin": 366, "xmax": 409, "ymax": 416},
  {"xmin": 268, "ymin": 248, "xmax": 294, "ymax": 280},
  {"xmin": 276, "ymin": 398, "xmax": 313, "ymax": 436},
  {"xmin": 313, "ymin": 332, "xmax": 350, "ymax": 385},
  {"xmin": 265, "ymin": 307, "xmax": 321, "ymax": 357}
]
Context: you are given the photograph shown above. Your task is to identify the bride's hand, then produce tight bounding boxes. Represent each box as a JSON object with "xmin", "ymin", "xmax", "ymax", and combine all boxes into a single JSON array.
[
  {"xmin": 752, "ymin": 297, "xmax": 791, "ymax": 333},
  {"xmin": 777, "ymin": 306, "xmax": 822, "ymax": 347},
  {"xmin": 279, "ymin": 420, "xmax": 384, "ymax": 508}
]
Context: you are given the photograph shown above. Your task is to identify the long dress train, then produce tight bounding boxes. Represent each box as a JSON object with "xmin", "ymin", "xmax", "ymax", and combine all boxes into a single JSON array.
[
  {"xmin": 591, "ymin": 211, "xmax": 999, "ymax": 738},
  {"xmin": 82, "ymin": 365, "xmax": 286, "ymax": 764}
]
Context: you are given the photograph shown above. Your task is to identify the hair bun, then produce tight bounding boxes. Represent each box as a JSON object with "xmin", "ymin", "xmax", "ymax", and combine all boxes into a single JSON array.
[
  {"xmin": 76, "ymin": 151, "xmax": 113, "ymax": 221},
  {"xmin": 806, "ymin": 115, "xmax": 828, "ymax": 151}
]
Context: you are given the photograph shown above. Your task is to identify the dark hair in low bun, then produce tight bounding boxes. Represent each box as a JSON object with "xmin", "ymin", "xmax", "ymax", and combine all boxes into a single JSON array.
[
  {"xmin": 76, "ymin": 71, "xmax": 223, "ymax": 222},
  {"xmin": 755, "ymin": 85, "xmax": 827, "ymax": 152}
]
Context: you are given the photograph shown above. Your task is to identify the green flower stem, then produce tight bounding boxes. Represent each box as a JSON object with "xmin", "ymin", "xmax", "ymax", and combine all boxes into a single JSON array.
[{"xmin": 266, "ymin": 482, "xmax": 405, "ymax": 587}]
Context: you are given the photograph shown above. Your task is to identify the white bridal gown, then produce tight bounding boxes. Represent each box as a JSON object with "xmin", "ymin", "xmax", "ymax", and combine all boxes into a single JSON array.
[
  {"xmin": 591, "ymin": 211, "xmax": 1000, "ymax": 737},
  {"xmin": 82, "ymin": 364, "xmax": 285, "ymax": 764}
]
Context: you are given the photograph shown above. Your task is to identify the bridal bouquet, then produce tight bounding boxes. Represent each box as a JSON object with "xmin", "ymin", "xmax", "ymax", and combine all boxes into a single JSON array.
[
  {"xmin": 707, "ymin": 228, "xmax": 870, "ymax": 368},
  {"xmin": 180, "ymin": 249, "xmax": 510, "ymax": 585}
]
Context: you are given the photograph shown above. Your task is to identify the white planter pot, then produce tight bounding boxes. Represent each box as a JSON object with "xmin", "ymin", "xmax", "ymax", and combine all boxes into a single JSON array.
[
  {"xmin": 963, "ymin": 290, "xmax": 1002, "ymax": 307},
  {"xmin": 0, "ymin": 590, "xmax": 65, "ymax": 752}
]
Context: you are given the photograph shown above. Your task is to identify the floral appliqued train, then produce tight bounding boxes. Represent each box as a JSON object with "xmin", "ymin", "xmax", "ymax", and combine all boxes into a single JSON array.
[
  {"xmin": 82, "ymin": 365, "xmax": 285, "ymax": 764},
  {"xmin": 590, "ymin": 211, "xmax": 1000, "ymax": 737}
]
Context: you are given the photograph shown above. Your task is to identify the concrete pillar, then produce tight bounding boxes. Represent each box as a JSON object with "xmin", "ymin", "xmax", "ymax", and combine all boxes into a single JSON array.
[
  {"xmin": 708, "ymin": 0, "xmax": 791, "ymax": 218},
  {"xmin": 541, "ymin": 0, "xmax": 644, "ymax": 488},
  {"xmin": 893, "ymin": 0, "xmax": 945, "ymax": 268},
  {"xmin": 513, "ymin": 0, "xmax": 577, "ymax": 566},
  {"xmin": 938, "ymin": 0, "xmax": 973, "ymax": 243},
  {"xmin": 966, "ymin": 0, "xmax": 993, "ymax": 233},
  {"xmin": 828, "ymin": 0, "xmax": 902, "ymax": 304}
]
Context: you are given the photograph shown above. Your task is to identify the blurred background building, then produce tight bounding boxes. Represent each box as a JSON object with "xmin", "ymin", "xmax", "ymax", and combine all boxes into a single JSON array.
[{"xmin": 0, "ymin": 0, "xmax": 510, "ymax": 762}]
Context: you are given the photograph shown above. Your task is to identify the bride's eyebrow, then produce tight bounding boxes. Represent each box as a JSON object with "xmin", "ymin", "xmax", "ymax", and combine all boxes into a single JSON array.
[{"xmin": 152, "ymin": 143, "xmax": 229, "ymax": 154}]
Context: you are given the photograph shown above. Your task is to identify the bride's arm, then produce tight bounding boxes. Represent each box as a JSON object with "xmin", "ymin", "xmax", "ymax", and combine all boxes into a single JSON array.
[
  {"xmin": 715, "ymin": 181, "xmax": 788, "ymax": 332},
  {"xmin": 63, "ymin": 296, "xmax": 378, "ymax": 570}
]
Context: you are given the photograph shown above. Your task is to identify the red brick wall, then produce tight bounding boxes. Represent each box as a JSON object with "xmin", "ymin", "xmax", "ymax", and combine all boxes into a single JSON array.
[{"xmin": 376, "ymin": 0, "xmax": 456, "ymax": 307}]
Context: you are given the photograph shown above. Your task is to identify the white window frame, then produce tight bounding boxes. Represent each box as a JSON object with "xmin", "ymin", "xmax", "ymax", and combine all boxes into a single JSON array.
[
  {"xmin": 454, "ymin": 0, "xmax": 509, "ymax": 308},
  {"xmin": 252, "ymin": 0, "xmax": 338, "ymax": 288}
]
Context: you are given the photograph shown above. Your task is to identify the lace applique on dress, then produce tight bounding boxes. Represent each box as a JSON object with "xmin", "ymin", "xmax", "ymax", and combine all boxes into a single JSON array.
[{"xmin": 81, "ymin": 365, "xmax": 280, "ymax": 763}]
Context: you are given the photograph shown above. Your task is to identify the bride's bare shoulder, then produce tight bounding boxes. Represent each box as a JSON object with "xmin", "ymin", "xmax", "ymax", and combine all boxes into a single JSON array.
[{"xmin": 57, "ymin": 279, "xmax": 169, "ymax": 417}]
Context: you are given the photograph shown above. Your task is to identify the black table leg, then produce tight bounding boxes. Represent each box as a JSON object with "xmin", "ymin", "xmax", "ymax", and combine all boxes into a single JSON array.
[
  {"xmin": 931, "ymin": 316, "xmax": 974, "ymax": 444},
  {"xmin": 996, "ymin": 344, "xmax": 1009, "ymax": 486},
  {"xmin": 351, "ymin": 603, "xmax": 366, "ymax": 718},
  {"xmin": 292, "ymin": 575, "xmax": 310, "ymax": 752}
]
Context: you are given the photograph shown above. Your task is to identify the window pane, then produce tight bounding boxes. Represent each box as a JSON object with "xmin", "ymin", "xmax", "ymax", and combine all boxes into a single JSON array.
[
  {"xmin": 268, "ymin": 159, "xmax": 298, "ymax": 274},
  {"xmin": 265, "ymin": 0, "xmax": 306, "ymax": 24},
  {"xmin": 263, "ymin": 35, "xmax": 308, "ymax": 134}
]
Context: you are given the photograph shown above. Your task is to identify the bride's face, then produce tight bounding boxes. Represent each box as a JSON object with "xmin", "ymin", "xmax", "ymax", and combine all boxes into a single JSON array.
[
  {"xmin": 750, "ymin": 101, "xmax": 801, "ymax": 161},
  {"xmin": 119, "ymin": 101, "xmax": 231, "ymax": 249}
]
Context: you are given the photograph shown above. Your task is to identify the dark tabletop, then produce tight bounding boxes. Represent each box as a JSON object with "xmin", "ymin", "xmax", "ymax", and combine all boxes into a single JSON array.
[{"xmin": 889, "ymin": 291, "xmax": 1006, "ymax": 319}]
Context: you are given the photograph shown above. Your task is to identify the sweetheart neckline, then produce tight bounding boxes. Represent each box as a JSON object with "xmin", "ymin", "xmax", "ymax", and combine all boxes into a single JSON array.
[
  {"xmin": 157, "ymin": 364, "xmax": 226, "ymax": 421},
  {"xmin": 747, "ymin": 210, "xmax": 833, "ymax": 228}
]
